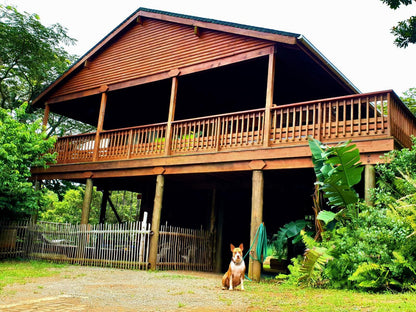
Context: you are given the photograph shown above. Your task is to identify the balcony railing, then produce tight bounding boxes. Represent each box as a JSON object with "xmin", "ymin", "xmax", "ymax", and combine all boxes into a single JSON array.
[{"xmin": 53, "ymin": 91, "xmax": 416, "ymax": 165}]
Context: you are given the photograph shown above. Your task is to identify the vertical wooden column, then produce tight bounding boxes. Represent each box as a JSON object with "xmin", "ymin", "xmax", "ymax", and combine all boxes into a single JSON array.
[
  {"xmin": 249, "ymin": 170, "xmax": 264, "ymax": 282},
  {"xmin": 42, "ymin": 104, "xmax": 50, "ymax": 130},
  {"xmin": 93, "ymin": 85, "xmax": 109, "ymax": 161},
  {"xmin": 364, "ymin": 164, "xmax": 375, "ymax": 206},
  {"xmin": 263, "ymin": 51, "xmax": 276, "ymax": 147},
  {"xmin": 164, "ymin": 76, "xmax": 178, "ymax": 155},
  {"xmin": 99, "ymin": 189, "xmax": 110, "ymax": 224},
  {"xmin": 149, "ymin": 174, "xmax": 165, "ymax": 270},
  {"xmin": 81, "ymin": 178, "xmax": 93, "ymax": 225}
]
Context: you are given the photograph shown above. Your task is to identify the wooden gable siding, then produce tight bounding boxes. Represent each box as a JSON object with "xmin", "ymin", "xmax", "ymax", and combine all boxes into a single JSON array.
[{"xmin": 50, "ymin": 18, "xmax": 274, "ymax": 99}]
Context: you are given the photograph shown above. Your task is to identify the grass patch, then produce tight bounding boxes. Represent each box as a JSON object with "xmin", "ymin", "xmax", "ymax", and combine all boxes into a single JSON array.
[
  {"xmin": 148, "ymin": 271, "xmax": 200, "ymax": 280},
  {"xmin": 0, "ymin": 260, "xmax": 66, "ymax": 291},
  {"xmin": 245, "ymin": 281, "xmax": 416, "ymax": 312}
]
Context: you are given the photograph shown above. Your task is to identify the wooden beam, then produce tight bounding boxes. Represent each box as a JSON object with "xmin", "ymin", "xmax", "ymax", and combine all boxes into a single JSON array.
[
  {"xmin": 81, "ymin": 178, "xmax": 93, "ymax": 224},
  {"xmin": 138, "ymin": 10, "xmax": 298, "ymax": 45},
  {"xmin": 194, "ymin": 26, "xmax": 200, "ymax": 37},
  {"xmin": 263, "ymin": 51, "xmax": 276, "ymax": 147},
  {"xmin": 42, "ymin": 104, "xmax": 50, "ymax": 129},
  {"xmin": 107, "ymin": 195, "xmax": 122, "ymax": 223},
  {"xmin": 99, "ymin": 189, "xmax": 110, "ymax": 224},
  {"xmin": 93, "ymin": 90, "xmax": 108, "ymax": 161},
  {"xmin": 164, "ymin": 77, "xmax": 178, "ymax": 155},
  {"xmin": 149, "ymin": 174, "xmax": 164, "ymax": 270},
  {"xmin": 248, "ymin": 170, "xmax": 264, "ymax": 282}
]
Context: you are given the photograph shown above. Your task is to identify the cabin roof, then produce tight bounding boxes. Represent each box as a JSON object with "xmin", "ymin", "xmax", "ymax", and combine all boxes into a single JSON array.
[
  {"xmin": 137, "ymin": 8, "xmax": 301, "ymax": 38},
  {"xmin": 32, "ymin": 7, "xmax": 359, "ymax": 108}
]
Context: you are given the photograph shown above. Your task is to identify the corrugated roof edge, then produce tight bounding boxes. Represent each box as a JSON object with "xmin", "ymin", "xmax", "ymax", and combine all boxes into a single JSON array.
[{"xmin": 138, "ymin": 7, "xmax": 301, "ymax": 38}]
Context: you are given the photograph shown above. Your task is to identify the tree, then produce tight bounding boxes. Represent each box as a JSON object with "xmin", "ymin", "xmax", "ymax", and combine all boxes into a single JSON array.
[
  {"xmin": 0, "ymin": 5, "xmax": 94, "ymax": 137},
  {"xmin": 0, "ymin": 103, "xmax": 56, "ymax": 220},
  {"xmin": 401, "ymin": 88, "xmax": 416, "ymax": 116},
  {"xmin": 381, "ymin": 0, "xmax": 416, "ymax": 48},
  {"xmin": 0, "ymin": 5, "xmax": 75, "ymax": 109}
]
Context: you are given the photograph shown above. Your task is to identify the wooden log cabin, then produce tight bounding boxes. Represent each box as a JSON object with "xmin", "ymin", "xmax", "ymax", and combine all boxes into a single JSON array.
[{"xmin": 31, "ymin": 8, "xmax": 416, "ymax": 278}]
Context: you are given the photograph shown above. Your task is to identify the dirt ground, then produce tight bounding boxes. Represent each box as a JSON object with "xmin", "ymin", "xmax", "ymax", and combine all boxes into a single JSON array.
[{"xmin": 0, "ymin": 266, "xmax": 255, "ymax": 311}]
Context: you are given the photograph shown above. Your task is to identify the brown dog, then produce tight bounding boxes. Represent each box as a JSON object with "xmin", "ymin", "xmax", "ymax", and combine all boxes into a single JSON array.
[{"xmin": 222, "ymin": 243, "xmax": 245, "ymax": 290}]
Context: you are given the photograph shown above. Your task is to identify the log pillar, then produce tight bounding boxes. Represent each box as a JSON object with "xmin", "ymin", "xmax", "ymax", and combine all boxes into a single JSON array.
[
  {"xmin": 248, "ymin": 170, "xmax": 264, "ymax": 282},
  {"xmin": 263, "ymin": 50, "xmax": 276, "ymax": 147},
  {"xmin": 81, "ymin": 178, "xmax": 93, "ymax": 225},
  {"xmin": 93, "ymin": 86, "xmax": 108, "ymax": 161},
  {"xmin": 42, "ymin": 104, "xmax": 50, "ymax": 130},
  {"xmin": 99, "ymin": 189, "xmax": 110, "ymax": 224},
  {"xmin": 364, "ymin": 164, "xmax": 376, "ymax": 206},
  {"xmin": 164, "ymin": 76, "xmax": 178, "ymax": 155},
  {"xmin": 149, "ymin": 174, "xmax": 165, "ymax": 270}
]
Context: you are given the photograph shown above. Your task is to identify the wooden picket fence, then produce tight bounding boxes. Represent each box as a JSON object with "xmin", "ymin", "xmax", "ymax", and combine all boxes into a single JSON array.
[
  {"xmin": 0, "ymin": 220, "xmax": 214, "ymax": 272},
  {"xmin": 26, "ymin": 221, "xmax": 151, "ymax": 270},
  {"xmin": 0, "ymin": 221, "xmax": 29, "ymax": 259},
  {"xmin": 157, "ymin": 224, "xmax": 214, "ymax": 271}
]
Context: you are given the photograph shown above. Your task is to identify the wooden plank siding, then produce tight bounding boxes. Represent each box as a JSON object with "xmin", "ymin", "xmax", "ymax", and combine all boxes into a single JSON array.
[
  {"xmin": 50, "ymin": 18, "xmax": 274, "ymax": 99},
  {"xmin": 46, "ymin": 91, "xmax": 416, "ymax": 171}
]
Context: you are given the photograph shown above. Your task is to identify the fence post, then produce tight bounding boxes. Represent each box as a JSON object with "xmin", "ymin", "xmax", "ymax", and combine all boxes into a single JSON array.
[{"xmin": 149, "ymin": 174, "xmax": 165, "ymax": 270}]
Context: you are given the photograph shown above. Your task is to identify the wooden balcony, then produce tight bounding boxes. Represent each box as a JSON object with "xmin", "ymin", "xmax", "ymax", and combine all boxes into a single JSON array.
[{"xmin": 34, "ymin": 90, "xmax": 416, "ymax": 180}]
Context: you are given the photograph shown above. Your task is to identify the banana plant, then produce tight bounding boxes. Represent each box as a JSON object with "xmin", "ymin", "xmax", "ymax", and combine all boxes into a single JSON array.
[{"xmin": 308, "ymin": 137, "xmax": 363, "ymax": 224}]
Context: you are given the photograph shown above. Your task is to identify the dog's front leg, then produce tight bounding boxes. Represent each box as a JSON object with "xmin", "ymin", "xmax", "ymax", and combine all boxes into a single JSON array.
[
  {"xmin": 229, "ymin": 274, "xmax": 233, "ymax": 290},
  {"xmin": 240, "ymin": 275, "xmax": 244, "ymax": 291}
]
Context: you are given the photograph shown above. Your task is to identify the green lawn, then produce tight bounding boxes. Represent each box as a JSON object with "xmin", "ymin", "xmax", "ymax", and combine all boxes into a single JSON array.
[
  {"xmin": 1, "ymin": 260, "xmax": 415, "ymax": 311},
  {"xmin": 0, "ymin": 260, "xmax": 65, "ymax": 291},
  {"xmin": 246, "ymin": 280, "xmax": 416, "ymax": 312}
]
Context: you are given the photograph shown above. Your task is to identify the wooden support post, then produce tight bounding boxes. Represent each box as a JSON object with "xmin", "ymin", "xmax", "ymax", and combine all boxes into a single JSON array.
[
  {"xmin": 249, "ymin": 170, "xmax": 264, "ymax": 282},
  {"xmin": 93, "ymin": 86, "xmax": 108, "ymax": 161},
  {"xmin": 107, "ymin": 196, "xmax": 122, "ymax": 223},
  {"xmin": 364, "ymin": 164, "xmax": 375, "ymax": 206},
  {"xmin": 149, "ymin": 174, "xmax": 164, "ymax": 270},
  {"xmin": 42, "ymin": 104, "xmax": 50, "ymax": 130},
  {"xmin": 263, "ymin": 51, "xmax": 276, "ymax": 147},
  {"xmin": 99, "ymin": 190, "xmax": 110, "ymax": 224},
  {"xmin": 81, "ymin": 178, "xmax": 93, "ymax": 225},
  {"xmin": 209, "ymin": 187, "xmax": 217, "ymax": 233},
  {"xmin": 214, "ymin": 202, "xmax": 224, "ymax": 273},
  {"xmin": 164, "ymin": 76, "xmax": 178, "ymax": 155}
]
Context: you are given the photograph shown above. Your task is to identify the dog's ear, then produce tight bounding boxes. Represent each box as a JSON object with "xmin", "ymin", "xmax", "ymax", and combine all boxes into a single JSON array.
[
  {"xmin": 239, "ymin": 243, "xmax": 244, "ymax": 251},
  {"xmin": 230, "ymin": 244, "xmax": 235, "ymax": 251}
]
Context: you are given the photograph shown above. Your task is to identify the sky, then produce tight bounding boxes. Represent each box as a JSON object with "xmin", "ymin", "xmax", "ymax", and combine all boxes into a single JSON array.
[{"xmin": 6, "ymin": 0, "xmax": 416, "ymax": 97}]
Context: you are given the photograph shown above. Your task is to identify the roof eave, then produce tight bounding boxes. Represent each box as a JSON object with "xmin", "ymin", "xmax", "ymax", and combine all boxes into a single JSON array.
[{"xmin": 296, "ymin": 35, "xmax": 360, "ymax": 94}]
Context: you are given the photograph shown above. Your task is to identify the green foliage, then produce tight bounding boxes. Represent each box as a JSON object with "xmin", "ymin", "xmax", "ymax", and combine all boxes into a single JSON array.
[
  {"xmin": 0, "ymin": 4, "xmax": 93, "ymax": 138},
  {"xmin": 0, "ymin": 103, "xmax": 55, "ymax": 218},
  {"xmin": 401, "ymin": 88, "xmax": 416, "ymax": 116},
  {"xmin": 380, "ymin": 0, "xmax": 416, "ymax": 48},
  {"xmin": 40, "ymin": 188, "xmax": 100, "ymax": 224},
  {"xmin": 272, "ymin": 219, "xmax": 307, "ymax": 259},
  {"xmin": 282, "ymin": 137, "xmax": 416, "ymax": 292},
  {"xmin": 321, "ymin": 190, "xmax": 416, "ymax": 291},
  {"xmin": 308, "ymin": 138, "xmax": 363, "ymax": 221},
  {"xmin": 39, "ymin": 188, "xmax": 142, "ymax": 224},
  {"xmin": 0, "ymin": 4, "xmax": 76, "ymax": 109},
  {"xmin": 298, "ymin": 231, "xmax": 333, "ymax": 287}
]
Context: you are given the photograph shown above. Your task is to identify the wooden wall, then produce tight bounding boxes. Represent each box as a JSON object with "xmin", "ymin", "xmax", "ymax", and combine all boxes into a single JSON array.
[{"xmin": 51, "ymin": 18, "xmax": 274, "ymax": 99}]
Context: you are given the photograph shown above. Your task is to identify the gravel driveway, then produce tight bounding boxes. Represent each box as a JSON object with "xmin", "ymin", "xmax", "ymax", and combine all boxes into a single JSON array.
[{"xmin": 0, "ymin": 266, "xmax": 253, "ymax": 311}]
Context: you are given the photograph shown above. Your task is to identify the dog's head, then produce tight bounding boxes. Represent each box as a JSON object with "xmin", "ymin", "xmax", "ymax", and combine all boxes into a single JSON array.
[{"xmin": 230, "ymin": 243, "xmax": 244, "ymax": 264}]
